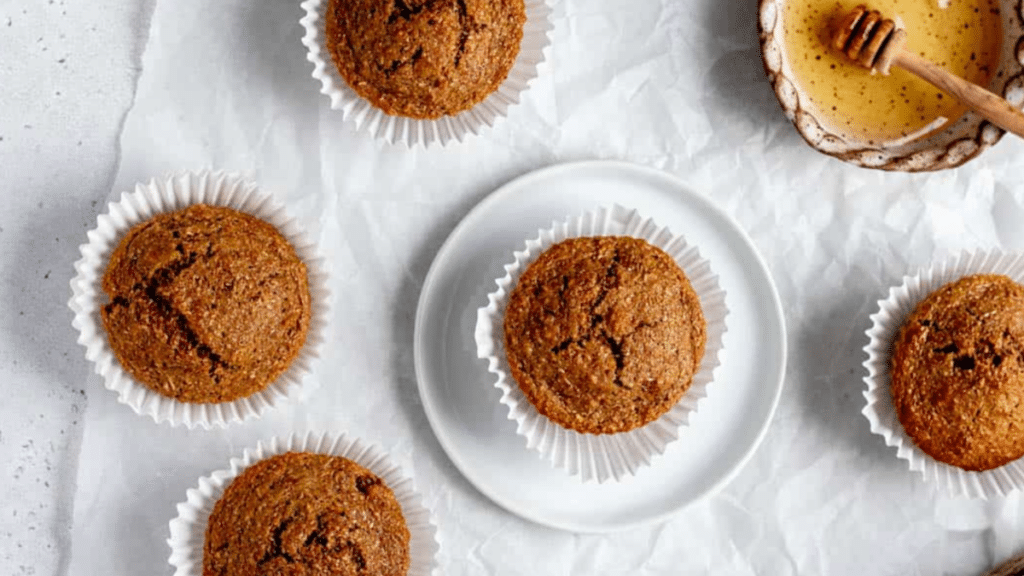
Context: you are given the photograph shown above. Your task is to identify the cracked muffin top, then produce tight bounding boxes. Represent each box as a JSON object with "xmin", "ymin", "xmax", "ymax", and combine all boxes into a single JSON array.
[
  {"xmin": 503, "ymin": 237, "xmax": 707, "ymax": 434},
  {"xmin": 204, "ymin": 452, "xmax": 410, "ymax": 576},
  {"xmin": 324, "ymin": 0, "xmax": 526, "ymax": 119},
  {"xmin": 892, "ymin": 274, "xmax": 1024, "ymax": 471},
  {"xmin": 100, "ymin": 204, "xmax": 310, "ymax": 404}
]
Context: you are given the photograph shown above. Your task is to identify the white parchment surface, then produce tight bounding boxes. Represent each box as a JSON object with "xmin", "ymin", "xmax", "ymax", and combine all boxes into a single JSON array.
[{"xmin": 68, "ymin": 0, "xmax": 1024, "ymax": 574}]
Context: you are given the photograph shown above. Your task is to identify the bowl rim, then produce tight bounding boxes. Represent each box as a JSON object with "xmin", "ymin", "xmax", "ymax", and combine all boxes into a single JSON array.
[{"xmin": 757, "ymin": 0, "xmax": 1024, "ymax": 171}]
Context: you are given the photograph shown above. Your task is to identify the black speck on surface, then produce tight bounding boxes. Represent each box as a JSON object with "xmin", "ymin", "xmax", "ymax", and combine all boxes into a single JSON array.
[
  {"xmin": 57, "ymin": 58, "xmax": 65, "ymax": 64},
  {"xmin": 43, "ymin": 271, "xmax": 50, "ymax": 279},
  {"xmin": 24, "ymin": 124, "xmax": 32, "ymax": 129}
]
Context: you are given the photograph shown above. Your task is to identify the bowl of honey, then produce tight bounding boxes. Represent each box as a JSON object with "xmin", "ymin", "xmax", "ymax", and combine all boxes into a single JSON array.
[{"xmin": 760, "ymin": 0, "xmax": 1024, "ymax": 170}]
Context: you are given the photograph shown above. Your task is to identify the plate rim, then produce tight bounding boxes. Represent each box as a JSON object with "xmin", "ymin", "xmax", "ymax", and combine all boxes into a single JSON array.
[{"xmin": 412, "ymin": 159, "xmax": 787, "ymax": 533}]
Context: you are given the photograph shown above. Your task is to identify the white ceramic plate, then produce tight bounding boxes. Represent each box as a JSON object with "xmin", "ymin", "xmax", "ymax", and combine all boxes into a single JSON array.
[{"xmin": 413, "ymin": 160, "xmax": 786, "ymax": 533}]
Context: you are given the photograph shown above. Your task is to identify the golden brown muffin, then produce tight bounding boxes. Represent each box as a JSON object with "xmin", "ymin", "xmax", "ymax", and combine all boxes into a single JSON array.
[
  {"xmin": 891, "ymin": 274, "xmax": 1024, "ymax": 471},
  {"xmin": 204, "ymin": 452, "xmax": 410, "ymax": 576},
  {"xmin": 503, "ymin": 237, "xmax": 707, "ymax": 434},
  {"xmin": 101, "ymin": 204, "xmax": 310, "ymax": 404},
  {"xmin": 324, "ymin": 0, "xmax": 526, "ymax": 119}
]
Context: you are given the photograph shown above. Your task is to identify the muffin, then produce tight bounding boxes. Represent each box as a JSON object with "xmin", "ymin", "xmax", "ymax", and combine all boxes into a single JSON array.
[
  {"xmin": 100, "ymin": 204, "xmax": 311, "ymax": 404},
  {"xmin": 204, "ymin": 451, "xmax": 410, "ymax": 576},
  {"xmin": 503, "ymin": 236, "xmax": 708, "ymax": 434},
  {"xmin": 891, "ymin": 273, "xmax": 1024, "ymax": 471},
  {"xmin": 323, "ymin": 0, "xmax": 526, "ymax": 118}
]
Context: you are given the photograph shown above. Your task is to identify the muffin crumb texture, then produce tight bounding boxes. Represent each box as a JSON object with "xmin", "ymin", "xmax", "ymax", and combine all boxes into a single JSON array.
[
  {"xmin": 892, "ymin": 274, "xmax": 1024, "ymax": 471},
  {"xmin": 325, "ymin": 0, "xmax": 526, "ymax": 119},
  {"xmin": 503, "ymin": 237, "xmax": 707, "ymax": 434},
  {"xmin": 204, "ymin": 452, "xmax": 410, "ymax": 576},
  {"xmin": 101, "ymin": 204, "xmax": 311, "ymax": 404}
]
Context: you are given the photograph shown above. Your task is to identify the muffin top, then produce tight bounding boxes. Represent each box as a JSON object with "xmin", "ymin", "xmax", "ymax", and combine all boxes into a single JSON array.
[
  {"xmin": 503, "ymin": 237, "xmax": 707, "ymax": 434},
  {"xmin": 891, "ymin": 273, "xmax": 1024, "ymax": 471},
  {"xmin": 101, "ymin": 204, "xmax": 311, "ymax": 404},
  {"xmin": 324, "ymin": 0, "xmax": 526, "ymax": 119},
  {"xmin": 204, "ymin": 452, "xmax": 410, "ymax": 576}
]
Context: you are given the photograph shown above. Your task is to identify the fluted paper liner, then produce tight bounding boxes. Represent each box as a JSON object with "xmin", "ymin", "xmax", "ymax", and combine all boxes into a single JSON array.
[
  {"xmin": 862, "ymin": 250, "xmax": 1024, "ymax": 498},
  {"xmin": 476, "ymin": 205, "xmax": 728, "ymax": 483},
  {"xmin": 68, "ymin": 171, "xmax": 330, "ymax": 429},
  {"xmin": 299, "ymin": 0, "xmax": 553, "ymax": 147},
  {"xmin": 167, "ymin": 432, "xmax": 439, "ymax": 576}
]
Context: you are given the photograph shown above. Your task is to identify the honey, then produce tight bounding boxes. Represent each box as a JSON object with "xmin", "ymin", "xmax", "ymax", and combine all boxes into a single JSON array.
[{"xmin": 783, "ymin": 0, "xmax": 1002, "ymax": 145}]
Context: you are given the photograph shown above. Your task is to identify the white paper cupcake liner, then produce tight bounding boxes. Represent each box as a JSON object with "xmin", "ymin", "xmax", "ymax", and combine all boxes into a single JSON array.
[
  {"xmin": 167, "ymin": 431, "xmax": 439, "ymax": 576},
  {"xmin": 299, "ymin": 0, "xmax": 552, "ymax": 147},
  {"xmin": 863, "ymin": 249, "xmax": 1024, "ymax": 498},
  {"xmin": 475, "ymin": 205, "xmax": 728, "ymax": 483},
  {"xmin": 67, "ymin": 170, "xmax": 330, "ymax": 429}
]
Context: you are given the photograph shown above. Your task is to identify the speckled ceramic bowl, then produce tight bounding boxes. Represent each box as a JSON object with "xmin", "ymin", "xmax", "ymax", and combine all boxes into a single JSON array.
[{"xmin": 759, "ymin": 0, "xmax": 1024, "ymax": 171}]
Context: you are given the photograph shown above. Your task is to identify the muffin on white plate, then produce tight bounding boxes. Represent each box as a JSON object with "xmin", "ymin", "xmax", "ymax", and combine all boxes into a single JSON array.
[{"xmin": 476, "ymin": 205, "xmax": 728, "ymax": 483}]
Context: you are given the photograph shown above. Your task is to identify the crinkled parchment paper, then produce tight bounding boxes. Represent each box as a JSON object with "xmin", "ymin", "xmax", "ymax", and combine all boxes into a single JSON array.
[{"xmin": 68, "ymin": 0, "xmax": 1024, "ymax": 574}]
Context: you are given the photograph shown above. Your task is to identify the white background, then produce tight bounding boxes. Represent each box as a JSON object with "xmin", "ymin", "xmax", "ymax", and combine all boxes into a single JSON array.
[{"xmin": 4, "ymin": 0, "xmax": 1024, "ymax": 574}]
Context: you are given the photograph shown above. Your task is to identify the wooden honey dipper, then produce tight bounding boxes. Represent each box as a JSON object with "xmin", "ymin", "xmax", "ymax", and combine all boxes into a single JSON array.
[{"xmin": 831, "ymin": 5, "xmax": 1024, "ymax": 139}]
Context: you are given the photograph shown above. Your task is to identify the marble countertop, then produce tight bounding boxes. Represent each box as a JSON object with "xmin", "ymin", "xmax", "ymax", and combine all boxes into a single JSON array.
[
  {"xmin": 5, "ymin": 0, "xmax": 1024, "ymax": 575},
  {"xmin": 0, "ymin": 1, "xmax": 150, "ymax": 574}
]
